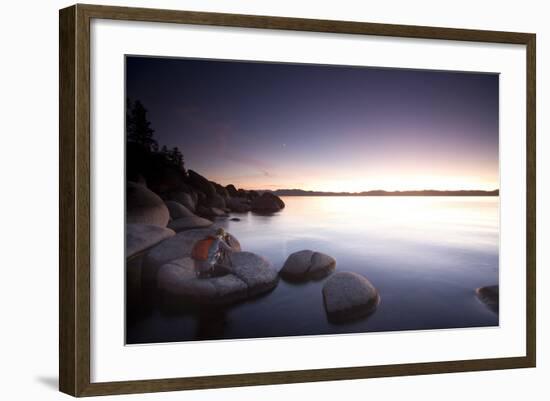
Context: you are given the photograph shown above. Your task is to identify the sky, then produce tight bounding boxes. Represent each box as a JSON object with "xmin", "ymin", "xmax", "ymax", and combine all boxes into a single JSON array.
[{"xmin": 126, "ymin": 56, "xmax": 499, "ymax": 192}]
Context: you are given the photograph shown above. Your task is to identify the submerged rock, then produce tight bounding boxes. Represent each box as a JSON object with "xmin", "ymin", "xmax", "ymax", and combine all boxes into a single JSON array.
[
  {"xmin": 322, "ymin": 272, "xmax": 380, "ymax": 322},
  {"xmin": 126, "ymin": 223, "xmax": 175, "ymax": 259},
  {"xmin": 230, "ymin": 217, "xmax": 241, "ymax": 222},
  {"xmin": 127, "ymin": 181, "xmax": 170, "ymax": 227},
  {"xmin": 476, "ymin": 285, "xmax": 499, "ymax": 313},
  {"xmin": 158, "ymin": 251, "xmax": 278, "ymax": 305},
  {"xmin": 167, "ymin": 215, "xmax": 213, "ymax": 232},
  {"xmin": 251, "ymin": 192, "xmax": 285, "ymax": 213},
  {"xmin": 280, "ymin": 250, "xmax": 336, "ymax": 281}
]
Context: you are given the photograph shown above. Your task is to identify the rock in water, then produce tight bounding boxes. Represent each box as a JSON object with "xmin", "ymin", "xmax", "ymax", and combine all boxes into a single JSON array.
[
  {"xmin": 476, "ymin": 285, "xmax": 499, "ymax": 313},
  {"xmin": 126, "ymin": 224, "xmax": 175, "ymax": 259},
  {"xmin": 165, "ymin": 200, "xmax": 195, "ymax": 219},
  {"xmin": 322, "ymin": 272, "xmax": 380, "ymax": 322},
  {"xmin": 158, "ymin": 257, "xmax": 248, "ymax": 305},
  {"xmin": 142, "ymin": 228, "xmax": 241, "ymax": 288},
  {"xmin": 280, "ymin": 250, "xmax": 336, "ymax": 281},
  {"xmin": 281, "ymin": 250, "xmax": 314, "ymax": 277},
  {"xmin": 229, "ymin": 252, "xmax": 279, "ymax": 296},
  {"xmin": 226, "ymin": 197, "xmax": 251, "ymax": 213},
  {"xmin": 157, "ymin": 252, "xmax": 278, "ymax": 305},
  {"xmin": 310, "ymin": 252, "xmax": 336, "ymax": 279},
  {"xmin": 167, "ymin": 215, "xmax": 213, "ymax": 232},
  {"xmin": 127, "ymin": 181, "xmax": 170, "ymax": 227},
  {"xmin": 251, "ymin": 192, "xmax": 285, "ymax": 213}
]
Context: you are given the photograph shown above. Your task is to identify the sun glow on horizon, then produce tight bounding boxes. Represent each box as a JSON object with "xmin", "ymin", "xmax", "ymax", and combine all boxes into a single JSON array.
[{"xmin": 212, "ymin": 173, "xmax": 498, "ymax": 193}]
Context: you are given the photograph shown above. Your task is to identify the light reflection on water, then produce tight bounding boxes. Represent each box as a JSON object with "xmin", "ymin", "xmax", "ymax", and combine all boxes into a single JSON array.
[{"xmin": 127, "ymin": 196, "xmax": 499, "ymax": 344}]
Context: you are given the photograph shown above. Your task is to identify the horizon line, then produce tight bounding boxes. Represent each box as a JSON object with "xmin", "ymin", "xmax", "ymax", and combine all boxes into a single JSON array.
[{"xmin": 251, "ymin": 188, "xmax": 499, "ymax": 194}]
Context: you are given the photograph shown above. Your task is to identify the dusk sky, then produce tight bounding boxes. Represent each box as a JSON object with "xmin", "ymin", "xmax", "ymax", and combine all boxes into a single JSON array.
[{"xmin": 126, "ymin": 56, "xmax": 499, "ymax": 192}]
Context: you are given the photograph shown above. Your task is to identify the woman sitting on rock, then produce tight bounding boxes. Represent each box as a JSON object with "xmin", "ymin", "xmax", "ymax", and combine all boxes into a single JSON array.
[{"xmin": 191, "ymin": 228, "xmax": 234, "ymax": 278}]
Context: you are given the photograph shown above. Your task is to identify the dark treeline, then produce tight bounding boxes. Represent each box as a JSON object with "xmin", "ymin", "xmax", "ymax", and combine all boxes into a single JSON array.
[
  {"xmin": 125, "ymin": 99, "xmax": 282, "ymax": 214},
  {"xmin": 126, "ymin": 98, "xmax": 187, "ymax": 194}
]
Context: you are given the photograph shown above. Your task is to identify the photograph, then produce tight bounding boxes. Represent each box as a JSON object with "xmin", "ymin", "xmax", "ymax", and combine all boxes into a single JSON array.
[{"xmin": 125, "ymin": 55, "xmax": 500, "ymax": 345}]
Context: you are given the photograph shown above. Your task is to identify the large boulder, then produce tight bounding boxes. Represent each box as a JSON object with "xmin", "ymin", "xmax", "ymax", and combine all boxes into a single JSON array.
[
  {"xmin": 158, "ymin": 257, "xmax": 248, "ymax": 305},
  {"xmin": 269, "ymin": 192, "xmax": 285, "ymax": 208},
  {"xmin": 126, "ymin": 224, "xmax": 175, "ymax": 306},
  {"xmin": 280, "ymin": 250, "xmax": 336, "ymax": 281},
  {"xmin": 322, "ymin": 272, "xmax": 380, "ymax": 322},
  {"xmin": 226, "ymin": 197, "xmax": 251, "ymax": 213},
  {"xmin": 225, "ymin": 184, "xmax": 239, "ymax": 197},
  {"xmin": 126, "ymin": 224, "xmax": 175, "ymax": 259},
  {"xmin": 158, "ymin": 251, "xmax": 278, "ymax": 305},
  {"xmin": 206, "ymin": 193, "xmax": 226, "ymax": 209},
  {"xmin": 187, "ymin": 170, "xmax": 216, "ymax": 198},
  {"xmin": 476, "ymin": 285, "xmax": 499, "ymax": 313},
  {"xmin": 165, "ymin": 200, "xmax": 195, "ymax": 219},
  {"xmin": 237, "ymin": 188, "xmax": 249, "ymax": 199},
  {"xmin": 251, "ymin": 192, "xmax": 285, "ymax": 213},
  {"xmin": 142, "ymin": 228, "xmax": 241, "ymax": 288},
  {"xmin": 213, "ymin": 182, "xmax": 230, "ymax": 199},
  {"xmin": 229, "ymin": 252, "xmax": 279, "ymax": 296},
  {"xmin": 163, "ymin": 191, "xmax": 196, "ymax": 212},
  {"xmin": 127, "ymin": 181, "xmax": 170, "ymax": 227},
  {"xmin": 197, "ymin": 205, "xmax": 228, "ymax": 218},
  {"xmin": 167, "ymin": 216, "xmax": 213, "ymax": 232}
]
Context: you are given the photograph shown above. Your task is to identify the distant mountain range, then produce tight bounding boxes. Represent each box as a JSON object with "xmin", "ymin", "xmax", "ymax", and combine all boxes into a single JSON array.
[{"xmin": 267, "ymin": 189, "xmax": 499, "ymax": 197}]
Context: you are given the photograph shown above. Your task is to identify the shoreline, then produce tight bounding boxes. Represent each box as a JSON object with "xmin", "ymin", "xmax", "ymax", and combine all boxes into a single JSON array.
[{"xmin": 273, "ymin": 194, "xmax": 499, "ymax": 197}]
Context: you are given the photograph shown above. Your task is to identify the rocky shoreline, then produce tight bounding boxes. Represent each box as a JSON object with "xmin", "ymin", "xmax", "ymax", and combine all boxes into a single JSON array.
[
  {"xmin": 126, "ymin": 170, "xmax": 286, "ymax": 308},
  {"xmin": 126, "ymin": 170, "xmax": 498, "ymax": 324},
  {"xmin": 125, "ymin": 171, "xmax": 385, "ymax": 321}
]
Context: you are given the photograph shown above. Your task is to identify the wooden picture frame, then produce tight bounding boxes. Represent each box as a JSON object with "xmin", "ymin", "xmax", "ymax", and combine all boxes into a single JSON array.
[{"xmin": 59, "ymin": 3, "xmax": 536, "ymax": 397}]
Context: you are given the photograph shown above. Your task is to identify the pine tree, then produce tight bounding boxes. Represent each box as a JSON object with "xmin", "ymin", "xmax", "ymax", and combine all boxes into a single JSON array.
[
  {"xmin": 126, "ymin": 99, "xmax": 158, "ymax": 152},
  {"xmin": 168, "ymin": 146, "xmax": 184, "ymax": 170}
]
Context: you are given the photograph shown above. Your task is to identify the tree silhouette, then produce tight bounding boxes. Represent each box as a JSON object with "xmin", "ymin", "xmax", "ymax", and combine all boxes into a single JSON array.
[
  {"xmin": 126, "ymin": 99, "xmax": 158, "ymax": 152},
  {"xmin": 168, "ymin": 146, "xmax": 184, "ymax": 170}
]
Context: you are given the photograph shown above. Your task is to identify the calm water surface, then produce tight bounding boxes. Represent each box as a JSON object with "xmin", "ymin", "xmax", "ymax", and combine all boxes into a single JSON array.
[{"xmin": 127, "ymin": 196, "xmax": 499, "ymax": 344}]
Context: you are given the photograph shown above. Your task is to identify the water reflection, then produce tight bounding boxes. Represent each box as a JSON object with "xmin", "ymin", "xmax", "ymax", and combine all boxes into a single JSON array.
[{"xmin": 126, "ymin": 196, "xmax": 499, "ymax": 344}]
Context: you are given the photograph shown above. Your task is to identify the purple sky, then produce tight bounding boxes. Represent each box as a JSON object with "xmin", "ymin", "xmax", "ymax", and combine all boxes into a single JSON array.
[{"xmin": 126, "ymin": 56, "xmax": 499, "ymax": 192}]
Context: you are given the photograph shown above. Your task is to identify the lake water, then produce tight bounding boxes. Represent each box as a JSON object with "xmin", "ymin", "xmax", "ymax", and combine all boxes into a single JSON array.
[{"xmin": 127, "ymin": 196, "xmax": 499, "ymax": 344}]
